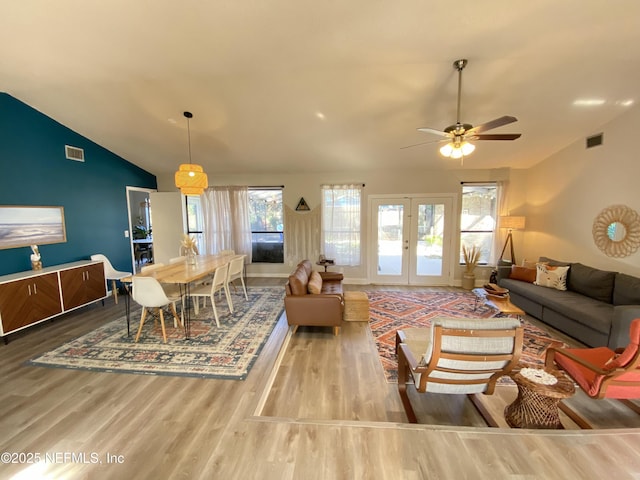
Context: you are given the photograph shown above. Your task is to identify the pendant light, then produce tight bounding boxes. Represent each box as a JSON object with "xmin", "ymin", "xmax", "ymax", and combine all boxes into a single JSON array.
[{"xmin": 175, "ymin": 111, "xmax": 208, "ymax": 195}]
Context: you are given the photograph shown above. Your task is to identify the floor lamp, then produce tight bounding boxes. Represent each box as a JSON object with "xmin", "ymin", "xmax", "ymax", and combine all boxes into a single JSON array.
[{"xmin": 499, "ymin": 216, "xmax": 526, "ymax": 265}]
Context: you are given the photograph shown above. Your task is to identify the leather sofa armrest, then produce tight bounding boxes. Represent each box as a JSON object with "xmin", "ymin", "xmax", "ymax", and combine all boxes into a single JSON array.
[
  {"xmin": 320, "ymin": 271, "xmax": 344, "ymax": 282},
  {"xmin": 609, "ymin": 305, "xmax": 640, "ymax": 349},
  {"xmin": 284, "ymin": 294, "xmax": 343, "ymax": 327}
]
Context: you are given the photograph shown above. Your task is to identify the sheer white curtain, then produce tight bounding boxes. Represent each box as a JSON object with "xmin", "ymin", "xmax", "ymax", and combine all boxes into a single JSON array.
[
  {"xmin": 490, "ymin": 180, "xmax": 507, "ymax": 265},
  {"xmin": 321, "ymin": 184, "xmax": 362, "ymax": 266},
  {"xmin": 202, "ymin": 186, "xmax": 252, "ymax": 261}
]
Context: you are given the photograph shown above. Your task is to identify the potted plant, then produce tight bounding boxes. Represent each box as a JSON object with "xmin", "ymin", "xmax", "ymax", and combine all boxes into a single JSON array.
[{"xmin": 462, "ymin": 244, "xmax": 480, "ymax": 290}]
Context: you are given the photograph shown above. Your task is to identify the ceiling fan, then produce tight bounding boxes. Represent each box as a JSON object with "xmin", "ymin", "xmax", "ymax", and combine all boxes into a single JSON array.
[{"xmin": 403, "ymin": 59, "xmax": 521, "ymax": 159}]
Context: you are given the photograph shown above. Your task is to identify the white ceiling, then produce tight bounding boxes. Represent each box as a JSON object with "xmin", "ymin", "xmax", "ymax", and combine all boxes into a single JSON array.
[{"xmin": 2, "ymin": 1, "xmax": 639, "ymax": 178}]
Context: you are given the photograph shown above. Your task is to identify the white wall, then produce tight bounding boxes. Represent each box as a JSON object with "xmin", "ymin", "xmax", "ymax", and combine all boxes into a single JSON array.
[
  {"xmin": 513, "ymin": 106, "xmax": 640, "ymax": 276},
  {"xmin": 156, "ymin": 167, "xmax": 513, "ymax": 283}
]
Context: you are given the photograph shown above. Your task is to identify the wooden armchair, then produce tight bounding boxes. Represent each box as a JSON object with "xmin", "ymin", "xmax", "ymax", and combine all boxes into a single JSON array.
[
  {"xmin": 397, "ymin": 317, "xmax": 524, "ymax": 425},
  {"xmin": 545, "ymin": 318, "xmax": 640, "ymax": 427}
]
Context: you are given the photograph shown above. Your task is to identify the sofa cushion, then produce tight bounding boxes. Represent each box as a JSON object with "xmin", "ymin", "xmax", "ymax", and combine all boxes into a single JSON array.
[
  {"xmin": 613, "ymin": 273, "xmax": 640, "ymax": 305},
  {"xmin": 509, "ymin": 265, "xmax": 536, "ymax": 283},
  {"xmin": 534, "ymin": 264, "xmax": 569, "ymax": 291},
  {"xmin": 288, "ymin": 266, "xmax": 310, "ymax": 296},
  {"xmin": 307, "ymin": 271, "xmax": 323, "ymax": 294},
  {"xmin": 538, "ymin": 256, "xmax": 572, "ymax": 267},
  {"xmin": 568, "ymin": 263, "xmax": 616, "ymax": 304}
]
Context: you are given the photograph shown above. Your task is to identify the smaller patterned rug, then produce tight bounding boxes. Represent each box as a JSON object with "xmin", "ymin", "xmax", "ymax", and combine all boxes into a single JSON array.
[
  {"xmin": 369, "ymin": 290, "xmax": 569, "ymax": 383},
  {"xmin": 27, "ymin": 287, "xmax": 284, "ymax": 380}
]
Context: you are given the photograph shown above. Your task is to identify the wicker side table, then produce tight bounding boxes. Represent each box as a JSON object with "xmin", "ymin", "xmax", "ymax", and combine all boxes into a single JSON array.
[{"xmin": 504, "ymin": 366, "xmax": 575, "ymax": 429}]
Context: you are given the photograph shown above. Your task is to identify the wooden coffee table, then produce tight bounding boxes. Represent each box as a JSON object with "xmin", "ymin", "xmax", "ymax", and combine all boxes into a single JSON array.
[{"xmin": 472, "ymin": 287, "xmax": 524, "ymax": 319}]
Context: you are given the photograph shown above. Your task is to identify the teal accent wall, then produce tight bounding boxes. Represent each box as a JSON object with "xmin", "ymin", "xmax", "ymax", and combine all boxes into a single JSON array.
[{"xmin": 0, "ymin": 93, "xmax": 157, "ymax": 275}]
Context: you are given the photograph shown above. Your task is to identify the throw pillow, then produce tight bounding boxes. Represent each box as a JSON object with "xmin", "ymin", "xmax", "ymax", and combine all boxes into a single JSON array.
[
  {"xmin": 307, "ymin": 271, "xmax": 323, "ymax": 294},
  {"xmin": 534, "ymin": 263, "xmax": 570, "ymax": 291},
  {"xmin": 509, "ymin": 265, "xmax": 537, "ymax": 283}
]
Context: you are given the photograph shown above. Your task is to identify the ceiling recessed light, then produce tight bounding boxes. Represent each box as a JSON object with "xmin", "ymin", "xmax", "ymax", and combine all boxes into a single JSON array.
[
  {"xmin": 315, "ymin": 112, "xmax": 326, "ymax": 120},
  {"xmin": 573, "ymin": 99, "xmax": 606, "ymax": 106}
]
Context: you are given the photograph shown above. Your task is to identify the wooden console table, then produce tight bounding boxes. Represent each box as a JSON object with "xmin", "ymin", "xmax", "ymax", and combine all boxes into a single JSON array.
[{"xmin": 0, "ymin": 260, "xmax": 107, "ymax": 342}]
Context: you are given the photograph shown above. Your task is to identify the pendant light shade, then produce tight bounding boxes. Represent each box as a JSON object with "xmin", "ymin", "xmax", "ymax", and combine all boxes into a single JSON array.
[{"xmin": 175, "ymin": 111, "xmax": 208, "ymax": 195}]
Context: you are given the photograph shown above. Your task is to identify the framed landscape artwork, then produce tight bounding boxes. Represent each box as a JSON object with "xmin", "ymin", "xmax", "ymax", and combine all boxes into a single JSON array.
[{"xmin": 0, "ymin": 206, "xmax": 67, "ymax": 250}]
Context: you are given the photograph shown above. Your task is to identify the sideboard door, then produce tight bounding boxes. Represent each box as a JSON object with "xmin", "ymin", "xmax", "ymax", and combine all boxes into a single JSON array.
[{"xmin": 0, "ymin": 273, "xmax": 62, "ymax": 334}]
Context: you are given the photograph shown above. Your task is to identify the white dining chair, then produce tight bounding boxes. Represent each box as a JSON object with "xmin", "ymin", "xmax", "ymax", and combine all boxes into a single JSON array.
[
  {"xmin": 226, "ymin": 255, "xmax": 248, "ymax": 309},
  {"xmin": 169, "ymin": 256, "xmax": 186, "ymax": 264},
  {"xmin": 132, "ymin": 276, "xmax": 183, "ymax": 343},
  {"xmin": 189, "ymin": 263, "xmax": 231, "ymax": 327},
  {"xmin": 90, "ymin": 254, "xmax": 131, "ymax": 304},
  {"xmin": 140, "ymin": 263, "xmax": 184, "ymax": 327}
]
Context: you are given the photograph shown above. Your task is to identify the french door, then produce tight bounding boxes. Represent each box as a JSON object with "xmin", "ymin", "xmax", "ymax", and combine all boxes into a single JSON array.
[{"xmin": 369, "ymin": 195, "xmax": 455, "ymax": 285}]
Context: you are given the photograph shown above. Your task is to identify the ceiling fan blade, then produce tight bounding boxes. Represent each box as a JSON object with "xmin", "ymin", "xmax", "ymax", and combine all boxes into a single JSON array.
[
  {"xmin": 400, "ymin": 139, "xmax": 445, "ymax": 150},
  {"xmin": 467, "ymin": 115, "xmax": 518, "ymax": 134},
  {"xmin": 469, "ymin": 133, "xmax": 522, "ymax": 141},
  {"xmin": 417, "ymin": 127, "xmax": 450, "ymax": 137}
]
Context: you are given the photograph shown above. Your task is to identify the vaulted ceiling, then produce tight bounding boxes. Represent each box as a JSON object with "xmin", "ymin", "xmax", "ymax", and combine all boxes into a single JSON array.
[{"xmin": 2, "ymin": 1, "xmax": 639, "ymax": 178}]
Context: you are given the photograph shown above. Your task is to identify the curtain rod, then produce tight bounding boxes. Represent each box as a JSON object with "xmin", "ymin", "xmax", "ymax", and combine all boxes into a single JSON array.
[
  {"xmin": 460, "ymin": 181, "xmax": 497, "ymax": 185},
  {"xmin": 248, "ymin": 185, "xmax": 284, "ymax": 189}
]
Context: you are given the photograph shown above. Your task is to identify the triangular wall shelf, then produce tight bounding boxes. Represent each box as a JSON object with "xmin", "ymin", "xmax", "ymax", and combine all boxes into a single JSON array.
[{"xmin": 295, "ymin": 197, "xmax": 310, "ymax": 211}]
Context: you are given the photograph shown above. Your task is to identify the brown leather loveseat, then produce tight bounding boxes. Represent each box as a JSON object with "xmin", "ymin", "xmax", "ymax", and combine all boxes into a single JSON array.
[{"xmin": 284, "ymin": 260, "xmax": 344, "ymax": 335}]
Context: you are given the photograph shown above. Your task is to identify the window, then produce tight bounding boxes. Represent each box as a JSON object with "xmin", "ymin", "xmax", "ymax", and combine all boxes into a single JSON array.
[
  {"xmin": 185, "ymin": 196, "xmax": 205, "ymax": 254},
  {"xmin": 249, "ymin": 188, "xmax": 284, "ymax": 263},
  {"xmin": 460, "ymin": 184, "xmax": 497, "ymax": 265},
  {"xmin": 322, "ymin": 184, "xmax": 362, "ymax": 266}
]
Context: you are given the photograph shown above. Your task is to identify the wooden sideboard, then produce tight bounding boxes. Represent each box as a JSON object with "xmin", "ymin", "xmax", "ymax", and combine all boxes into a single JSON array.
[{"xmin": 0, "ymin": 260, "xmax": 107, "ymax": 340}]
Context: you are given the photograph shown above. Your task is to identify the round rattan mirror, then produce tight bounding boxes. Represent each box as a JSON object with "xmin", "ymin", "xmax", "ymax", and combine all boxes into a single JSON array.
[{"xmin": 592, "ymin": 204, "xmax": 640, "ymax": 257}]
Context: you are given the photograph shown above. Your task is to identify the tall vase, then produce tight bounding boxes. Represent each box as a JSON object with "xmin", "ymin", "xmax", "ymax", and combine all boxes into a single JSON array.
[{"xmin": 187, "ymin": 248, "xmax": 197, "ymax": 265}]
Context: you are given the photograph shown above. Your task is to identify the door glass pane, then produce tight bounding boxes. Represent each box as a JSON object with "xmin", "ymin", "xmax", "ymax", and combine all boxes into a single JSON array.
[
  {"xmin": 416, "ymin": 203, "xmax": 444, "ymax": 276},
  {"xmin": 377, "ymin": 204, "xmax": 403, "ymax": 275}
]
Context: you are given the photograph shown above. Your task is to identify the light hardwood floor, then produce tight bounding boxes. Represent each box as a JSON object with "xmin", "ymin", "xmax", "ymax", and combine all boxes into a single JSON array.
[{"xmin": 2, "ymin": 279, "xmax": 640, "ymax": 479}]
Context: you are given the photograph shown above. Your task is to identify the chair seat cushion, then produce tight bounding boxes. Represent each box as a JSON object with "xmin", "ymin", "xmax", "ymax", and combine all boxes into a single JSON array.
[{"xmin": 554, "ymin": 347, "xmax": 613, "ymax": 397}]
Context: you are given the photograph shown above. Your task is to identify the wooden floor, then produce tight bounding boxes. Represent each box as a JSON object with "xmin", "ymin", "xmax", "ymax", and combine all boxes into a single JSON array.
[{"xmin": 2, "ymin": 279, "xmax": 640, "ymax": 479}]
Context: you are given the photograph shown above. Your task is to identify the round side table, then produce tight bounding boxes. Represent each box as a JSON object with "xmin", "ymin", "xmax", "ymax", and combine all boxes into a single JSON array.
[{"xmin": 504, "ymin": 366, "xmax": 575, "ymax": 429}]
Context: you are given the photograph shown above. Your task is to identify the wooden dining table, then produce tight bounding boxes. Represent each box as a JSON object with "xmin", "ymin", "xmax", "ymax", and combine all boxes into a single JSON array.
[{"xmin": 123, "ymin": 253, "xmax": 235, "ymax": 339}]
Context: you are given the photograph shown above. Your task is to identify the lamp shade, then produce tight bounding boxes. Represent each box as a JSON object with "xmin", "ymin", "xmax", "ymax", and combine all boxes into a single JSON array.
[
  {"xmin": 175, "ymin": 164, "xmax": 208, "ymax": 195},
  {"xmin": 500, "ymin": 215, "xmax": 526, "ymax": 230}
]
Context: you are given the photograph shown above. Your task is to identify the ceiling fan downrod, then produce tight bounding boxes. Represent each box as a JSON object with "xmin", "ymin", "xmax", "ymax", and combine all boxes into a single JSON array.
[{"xmin": 454, "ymin": 59, "xmax": 467, "ymax": 125}]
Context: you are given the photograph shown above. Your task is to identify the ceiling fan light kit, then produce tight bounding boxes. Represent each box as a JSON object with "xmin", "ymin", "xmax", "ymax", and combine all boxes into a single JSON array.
[
  {"xmin": 409, "ymin": 58, "xmax": 521, "ymax": 161},
  {"xmin": 175, "ymin": 111, "xmax": 209, "ymax": 195}
]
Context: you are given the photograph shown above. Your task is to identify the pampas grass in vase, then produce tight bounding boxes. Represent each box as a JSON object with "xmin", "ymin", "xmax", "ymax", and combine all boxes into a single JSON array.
[{"xmin": 462, "ymin": 244, "xmax": 481, "ymax": 290}]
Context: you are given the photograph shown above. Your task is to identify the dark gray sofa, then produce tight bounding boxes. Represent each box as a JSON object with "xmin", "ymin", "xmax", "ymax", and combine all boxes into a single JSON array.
[{"xmin": 497, "ymin": 257, "xmax": 640, "ymax": 349}]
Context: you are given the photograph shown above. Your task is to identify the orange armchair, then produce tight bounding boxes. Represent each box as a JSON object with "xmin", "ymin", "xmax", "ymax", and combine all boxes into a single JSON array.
[
  {"xmin": 546, "ymin": 318, "xmax": 640, "ymax": 399},
  {"xmin": 545, "ymin": 318, "xmax": 640, "ymax": 427}
]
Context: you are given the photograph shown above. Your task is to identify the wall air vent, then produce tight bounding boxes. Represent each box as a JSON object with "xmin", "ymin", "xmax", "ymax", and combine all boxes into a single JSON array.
[
  {"xmin": 586, "ymin": 133, "xmax": 603, "ymax": 149},
  {"xmin": 65, "ymin": 145, "xmax": 85, "ymax": 162}
]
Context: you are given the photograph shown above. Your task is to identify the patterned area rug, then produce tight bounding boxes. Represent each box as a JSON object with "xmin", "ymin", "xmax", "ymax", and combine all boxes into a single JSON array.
[
  {"xmin": 27, "ymin": 287, "xmax": 284, "ymax": 380},
  {"xmin": 368, "ymin": 290, "xmax": 569, "ymax": 383}
]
